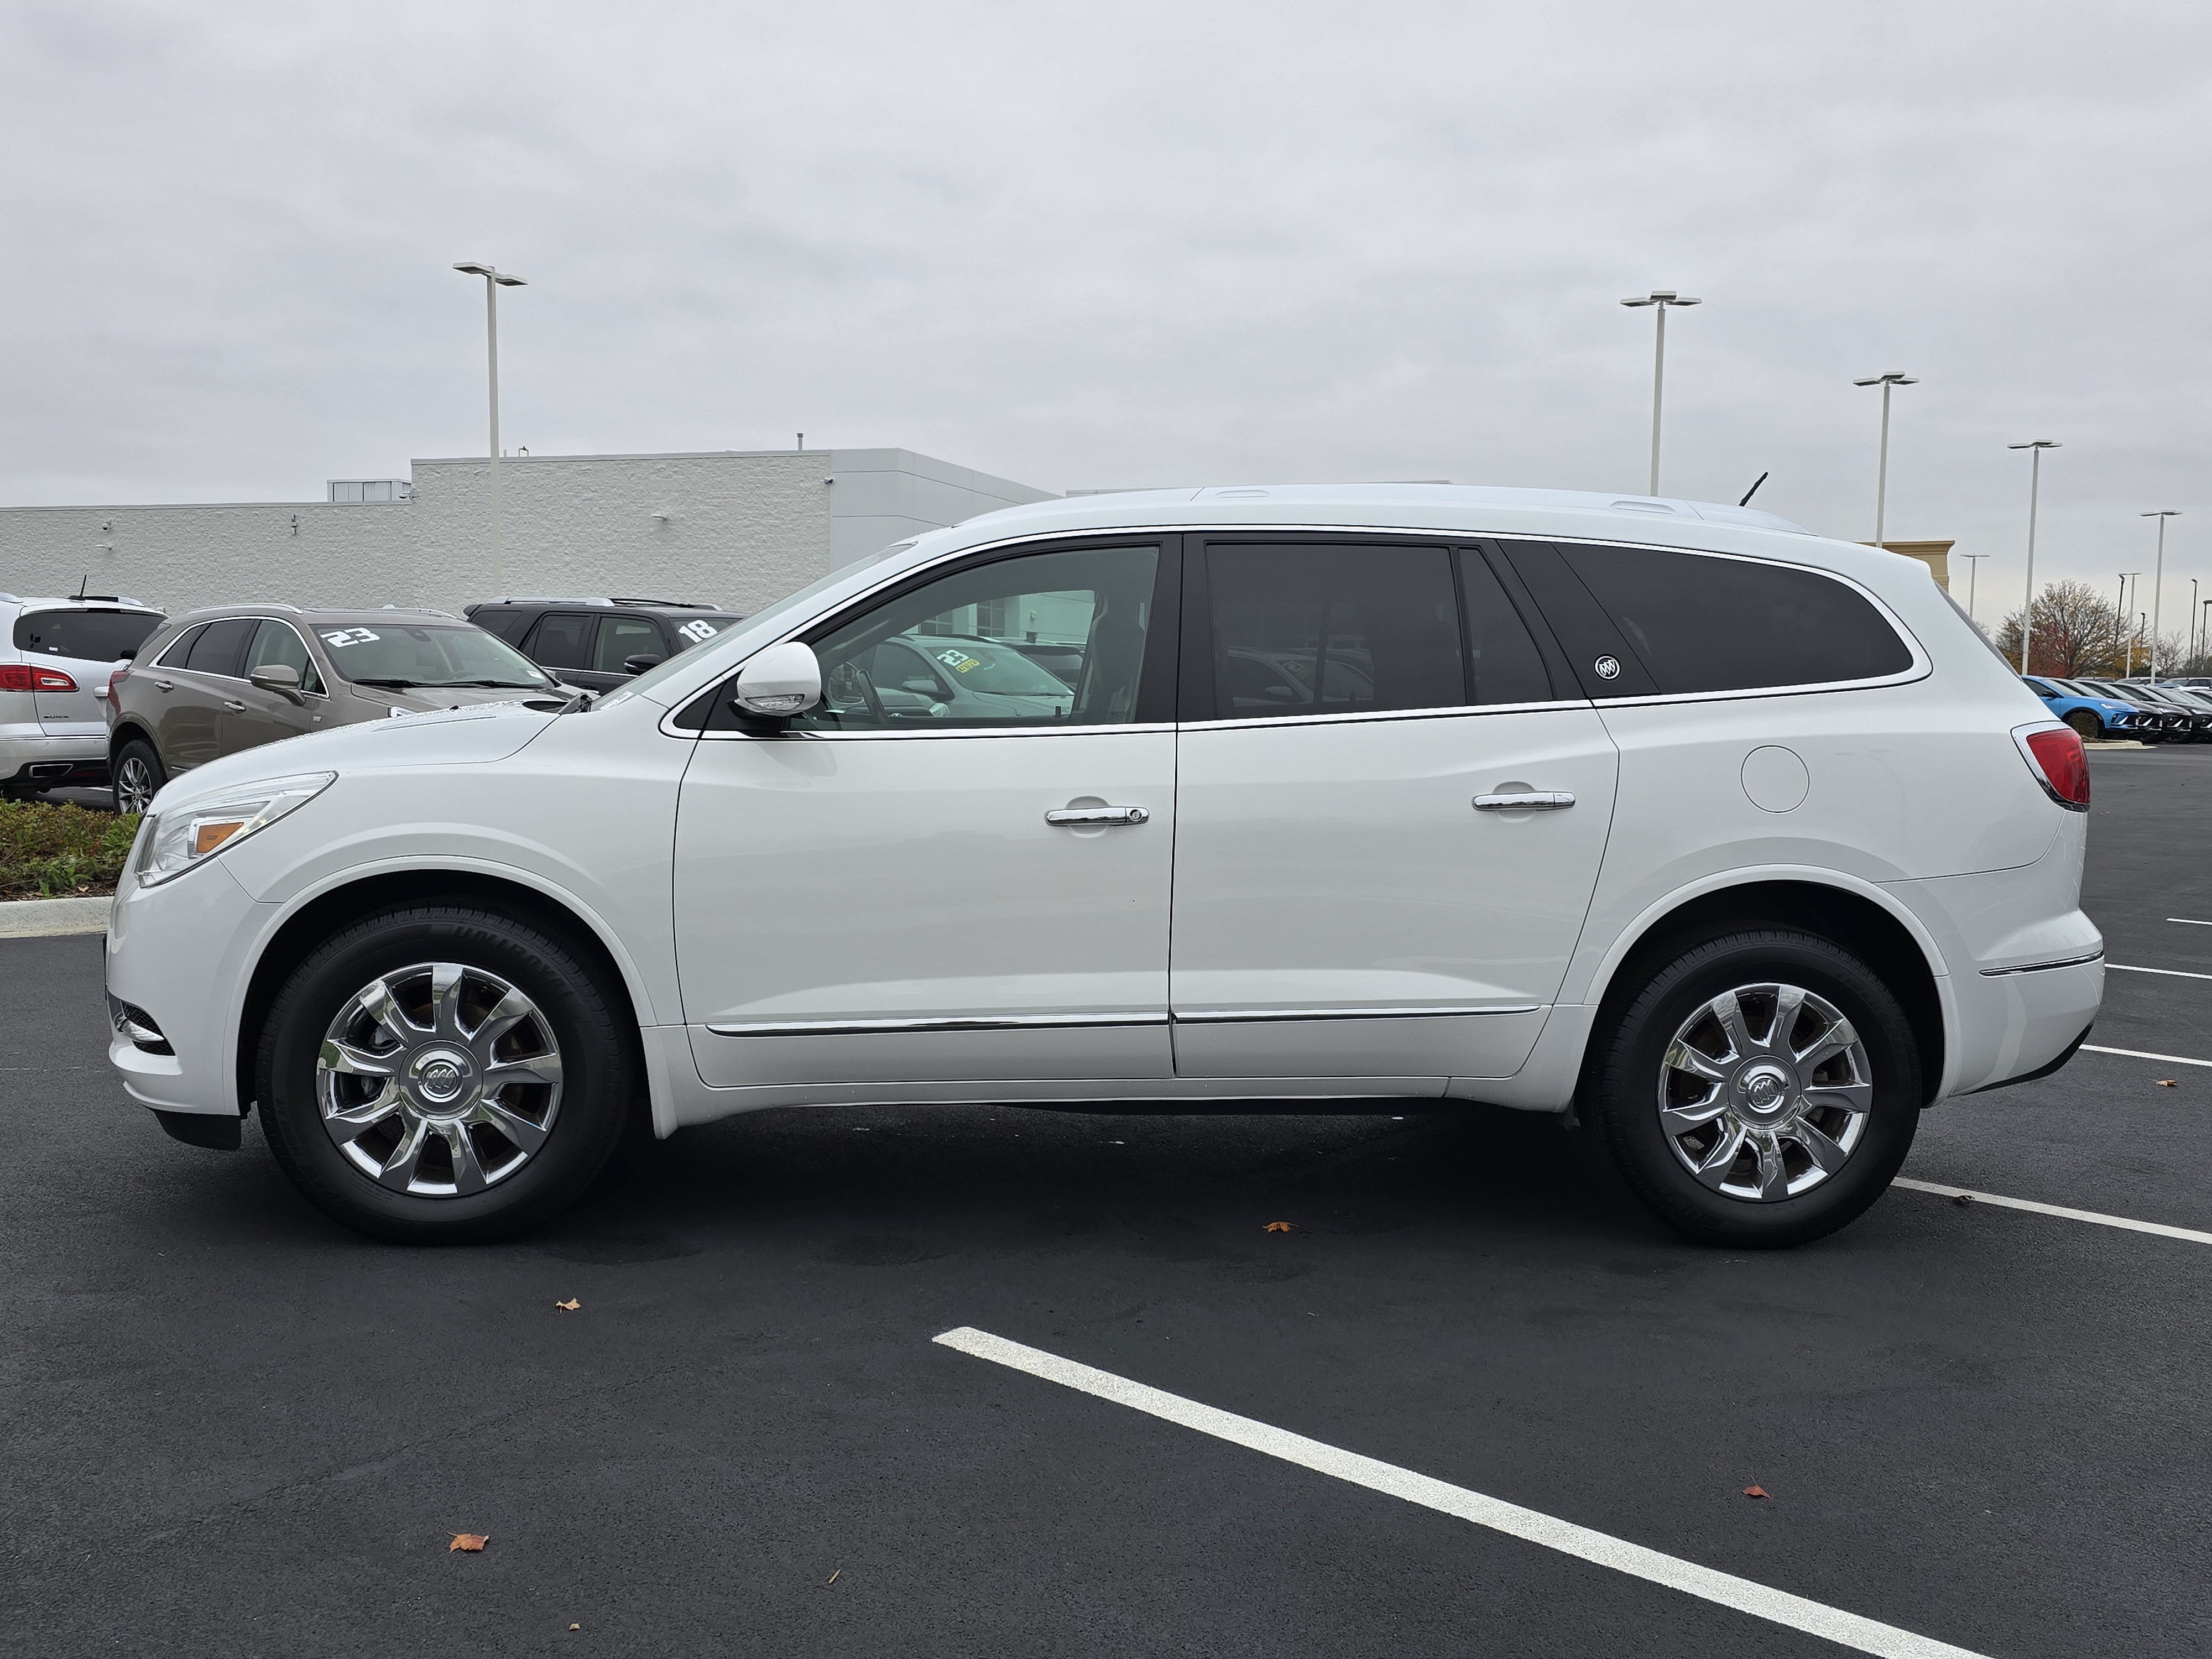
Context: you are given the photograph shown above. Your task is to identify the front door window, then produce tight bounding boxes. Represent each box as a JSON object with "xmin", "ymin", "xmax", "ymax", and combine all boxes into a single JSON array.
[{"xmin": 794, "ymin": 544, "xmax": 1161, "ymax": 731}]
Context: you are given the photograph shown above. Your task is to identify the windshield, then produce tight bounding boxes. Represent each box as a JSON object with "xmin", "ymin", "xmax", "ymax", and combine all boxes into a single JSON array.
[
  {"xmin": 313, "ymin": 623, "xmax": 554, "ymax": 688},
  {"xmin": 595, "ymin": 540, "xmax": 921, "ymax": 711},
  {"xmin": 905, "ymin": 637, "xmax": 1072, "ymax": 696}
]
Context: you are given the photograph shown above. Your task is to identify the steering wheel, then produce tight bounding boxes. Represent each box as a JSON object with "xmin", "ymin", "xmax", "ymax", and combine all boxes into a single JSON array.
[{"xmin": 826, "ymin": 658, "xmax": 888, "ymax": 727}]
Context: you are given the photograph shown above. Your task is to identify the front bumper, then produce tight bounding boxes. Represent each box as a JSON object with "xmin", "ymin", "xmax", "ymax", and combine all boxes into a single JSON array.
[{"xmin": 105, "ymin": 857, "xmax": 273, "ymax": 1119}]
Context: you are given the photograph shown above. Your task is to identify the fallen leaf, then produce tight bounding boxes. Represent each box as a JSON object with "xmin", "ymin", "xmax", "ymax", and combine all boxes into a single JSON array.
[
  {"xmin": 1952, "ymin": 1192, "xmax": 1974, "ymax": 1207},
  {"xmin": 1264, "ymin": 1220, "xmax": 1293, "ymax": 1233},
  {"xmin": 1743, "ymin": 1485, "xmax": 1768, "ymax": 1500},
  {"xmin": 2156, "ymin": 1079, "xmax": 2178, "ymax": 1088},
  {"xmin": 450, "ymin": 1533, "xmax": 488, "ymax": 1552},
  {"xmin": 556, "ymin": 1298, "xmax": 581, "ymax": 1312},
  {"xmin": 570, "ymin": 1625, "xmax": 581, "ymax": 1631}
]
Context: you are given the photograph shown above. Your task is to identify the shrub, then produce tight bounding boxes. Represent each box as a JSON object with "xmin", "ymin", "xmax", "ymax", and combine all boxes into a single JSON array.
[{"xmin": 0, "ymin": 802, "xmax": 141, "ymax": 900}]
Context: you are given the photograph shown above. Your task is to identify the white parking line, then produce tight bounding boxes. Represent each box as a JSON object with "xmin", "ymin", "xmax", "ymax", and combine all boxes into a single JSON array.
[
  {"xmin": 1895, "ymin": 1178, "xmax": 2212, "ymax": 1246},
  {"xmin": 2082, "ymin": 1043, "xmax": 2212, "ymax": 1068},
  {"xmin": 2107, "ymin": 963, "xmax": 2212, "ymax": 980},
  {"xmin": 2167, "ymin": 917, "xmax": 2212, "ymax": 927},
  {"xmin": 935, "ymin": 1326, "xmax": 1989, "ymax": 1659}
]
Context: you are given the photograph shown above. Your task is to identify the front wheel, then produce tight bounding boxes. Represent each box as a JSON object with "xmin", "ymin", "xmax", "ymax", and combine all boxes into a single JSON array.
[
  {"xmin": 1583, "ymin": 928, "xmax": 1922, "ymax": 1247},
  {"xmin": 2063, "ymin": 709, "xmax": 2102, "ymax": 743},
  {"xmin": 255, "ymin": 903, "xmax": 637, "ymax": 1243}
]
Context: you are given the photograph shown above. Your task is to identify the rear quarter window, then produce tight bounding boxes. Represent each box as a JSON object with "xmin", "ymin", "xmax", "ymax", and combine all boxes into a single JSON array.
[{"xmin": 1553, "ymin": 542, "xmax": 1913, "ymax": 695}]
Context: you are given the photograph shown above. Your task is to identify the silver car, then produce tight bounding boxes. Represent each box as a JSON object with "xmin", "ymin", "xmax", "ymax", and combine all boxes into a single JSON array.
[{"xmin": 0, "ymin": 593, "xmax": 166, "ymax": 800}]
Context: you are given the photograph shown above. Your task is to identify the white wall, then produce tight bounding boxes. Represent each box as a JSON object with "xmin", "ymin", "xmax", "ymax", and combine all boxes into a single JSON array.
[{"xmin": 0, "ymin": 447, "xmax": 1052, "ymax": 618}]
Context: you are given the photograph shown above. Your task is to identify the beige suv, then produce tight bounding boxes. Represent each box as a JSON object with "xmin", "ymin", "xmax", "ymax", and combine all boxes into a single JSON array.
[{"xmin": 105, "ymin": 605, "xmax": 566, "ymax": 811}]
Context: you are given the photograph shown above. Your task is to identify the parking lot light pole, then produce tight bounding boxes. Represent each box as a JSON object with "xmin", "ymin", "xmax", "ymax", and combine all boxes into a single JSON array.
[
  {"xmin": 1621, "ymin": 291, "xmax": 1700, "ymax": 495},
  {"xmin": 1958, "ymin": 552, "xmax": 1988, "ymax": 624},
  {"xmin": 453, "ymin": 262, "xmax": 529, "ymax": 595},
  {"xmin": 2008, "ymin": 441, "xmax": 2060, "ymax": 673},
  {"xmin": 1852, "ymin": 372, "xmax": 1917, "ymax": 547},
  {"xmin": 2142, "ymin": 511, "xmax": 2180, "ymax": 680},
  {"xmin": 2192, "ymin": 577, "xmax": 2202, "ymax": 666},
  {"xmin": 2119, "ymin": 573, "xmax": 2141, "ymax": 674}
]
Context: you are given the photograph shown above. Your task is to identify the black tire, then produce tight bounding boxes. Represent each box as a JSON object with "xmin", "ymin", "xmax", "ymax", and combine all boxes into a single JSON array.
[
  {"xmin": 113, "ymin": 738, "xmax": 166, "ymax": 815},
  {"xmin": 254, "ymin": 903, "xmax": 637, "ymax": 1243},
  {"xmin": 1583, "ymin": 927, "xmax": 1922, "ymax": 1248},
  {"xmin": 2063, "ymin": 709, "xmax": 2102, "ymax": 743}
]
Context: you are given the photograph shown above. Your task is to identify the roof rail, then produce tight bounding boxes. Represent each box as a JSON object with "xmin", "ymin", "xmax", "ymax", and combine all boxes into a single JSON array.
[{"xmin": 607, "ymin": 596, "xmax": 722, "ymax": 609}]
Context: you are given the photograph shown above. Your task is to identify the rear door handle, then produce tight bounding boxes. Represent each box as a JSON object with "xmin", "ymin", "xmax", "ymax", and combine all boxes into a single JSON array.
[
  {"xmin": 154, "ymin": 679, "xmax": 174, "ymax": 691},
  {"xmin": 1045, "ymin": 805, "xmax": 1150, "ymax": 827},
  {"xmin": 1474, "ymin": 791, "xmax": 1575, "ymax": 811},
  {"xmin": 222, "ymin": 700, "xmax": 246, "ymax": 712}
]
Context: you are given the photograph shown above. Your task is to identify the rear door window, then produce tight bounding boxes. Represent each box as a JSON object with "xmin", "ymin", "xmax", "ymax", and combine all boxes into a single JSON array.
[
  {"xmin": 1203, "ymin": 544, "xmax": 1464, "ymax": 718},
  {"xmin": 13, "ymin": 609, "xmax": 165, "ymax": 662},
  {"xmin": 1548, "ymin": 541, "xmax": 1913, "ymax": 695},
  {"xmin": 184, "ymin": 618, "xmax": 256, "ymax": 678},
  {"xmin": 525, "ymin": 612, "xmax": 596, "ymax": 670}
]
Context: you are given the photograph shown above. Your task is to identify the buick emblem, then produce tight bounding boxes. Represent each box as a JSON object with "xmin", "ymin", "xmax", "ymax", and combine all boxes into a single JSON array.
[{"xmin": 1594, "ymin": 655, "xmax": 1621, "ymax": 681}]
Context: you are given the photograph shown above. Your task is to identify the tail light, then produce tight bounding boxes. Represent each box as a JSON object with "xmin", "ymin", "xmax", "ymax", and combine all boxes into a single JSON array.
[
  {"xmin": 0, "ymin": 663, "xmax": 77, "ymax": 692},
  {"xmin": 2014, "ymin": 723, "xmax": 2090, "ymax": 811}
]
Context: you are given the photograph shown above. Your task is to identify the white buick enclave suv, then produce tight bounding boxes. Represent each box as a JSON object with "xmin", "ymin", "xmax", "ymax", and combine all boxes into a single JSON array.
[{"xmin": 103, "ymin": 486, "xmax": 2101, "ymax": 1246}]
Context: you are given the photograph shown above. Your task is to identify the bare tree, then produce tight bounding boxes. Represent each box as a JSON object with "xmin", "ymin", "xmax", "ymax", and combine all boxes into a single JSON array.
[{"xmin": 1993, "ymin": 581, "xmax": 2135, "ymax": 677}]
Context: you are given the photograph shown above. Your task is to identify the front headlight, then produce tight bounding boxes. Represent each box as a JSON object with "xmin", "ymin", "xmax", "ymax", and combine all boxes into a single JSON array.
[{"xmin": 135, "ymin": 772, "xmax": 336, "ymax": 888}]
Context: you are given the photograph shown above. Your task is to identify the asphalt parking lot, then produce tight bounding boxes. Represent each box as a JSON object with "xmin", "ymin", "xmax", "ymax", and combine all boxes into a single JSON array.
[{"xmin": 6, "ymin": 751, "xmax": 2210, "ymax": 1658}]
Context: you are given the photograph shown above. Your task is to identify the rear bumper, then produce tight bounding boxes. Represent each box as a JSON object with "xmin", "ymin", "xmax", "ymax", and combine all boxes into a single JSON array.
[{"xmin": 0, "ymin": 724, "xmax": 111, "ymax": 789}]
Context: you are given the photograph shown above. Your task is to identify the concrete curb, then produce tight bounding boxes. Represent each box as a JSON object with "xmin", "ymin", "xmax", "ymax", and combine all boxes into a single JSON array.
[{"xmin": 0, "ymin": 895, "xmax": 111, "ymax": 938}]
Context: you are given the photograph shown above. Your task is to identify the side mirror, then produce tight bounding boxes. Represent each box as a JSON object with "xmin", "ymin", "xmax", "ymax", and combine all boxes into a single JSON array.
[
  {"xmin": 249, "ymin": 663, "xmax": 305, "ymax": 705},
  {"xmin": 622, "ymin": 653, "xmax": 664, "ymax": 675},
  {"xmin": 731, "ymin": 641, "xmax": 822, "ymax": 717}
]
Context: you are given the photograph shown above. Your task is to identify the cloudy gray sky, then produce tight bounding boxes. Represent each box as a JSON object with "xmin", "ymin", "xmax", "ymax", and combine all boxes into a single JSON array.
[{"xmin": 4, "ymin": 0, "xmax": 2208, "ymax": 619}]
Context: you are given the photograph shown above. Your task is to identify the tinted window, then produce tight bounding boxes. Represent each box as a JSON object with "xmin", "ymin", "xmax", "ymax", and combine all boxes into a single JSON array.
[
  {"xmin": 670, "ymin": 614, "xmax": 738, "ymax": 649},
  {"xmin": 526, "ymin": 613, "xmax": 595, "ymax": 670},
  {"xmin": 1207, "ymin": 544, "xmax": 1462, "ymax": 718},
  {"xmin": 243, "ymin": 620, "xmax": 324, "ymax": 694},
  {"xmin": 1460, "ymin": 552, "xmax": 1553, "ymax": 705},
  {"xmin": 593, "ymin": 616, "xmax": 666, "ymax": 674},
  {"xmin": 154, "ymin": 624, "xmax": 207, "ymax": 667},
  {"xmin": 790, "ymin": 544, "xmax": 1157, "ymax": 732},
  {"xmin": 470, "ymin": 607, "xmax": 531, "ymax": 644},
  {"xmin": 12, "ymin": 609, "xmax": 164, "ymax": 661},
  {"xmin": 184, "ymin": 618, "xmax": 257, "ymax": 677},
  {"xmin": 1554, "ymin": 542, "xmax": 1913, "ymax": 695}
]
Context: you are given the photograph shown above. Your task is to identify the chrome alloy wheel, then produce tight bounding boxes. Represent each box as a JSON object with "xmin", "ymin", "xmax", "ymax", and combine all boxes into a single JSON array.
[
  {"xmin": 115, "ymin": 754, "xmax": 157, "ymax": 815},
  {"xmin": 1656, "ymin": 982, "xmax": 1872, "ymax": 1202},
  {"xmin": 315, "ymin": 962, "xmax": 564, "ymax": 1196}
]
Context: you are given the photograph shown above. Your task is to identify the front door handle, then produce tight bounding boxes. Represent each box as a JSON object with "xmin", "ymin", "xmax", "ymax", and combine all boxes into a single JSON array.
[
  {"xmin": 1474, "ymin": 791, "xmax": 1576, "ymax": 811},
  {"xmin": 1045, "ymin": 805, "xmax": 1150, "ymax": 827}
]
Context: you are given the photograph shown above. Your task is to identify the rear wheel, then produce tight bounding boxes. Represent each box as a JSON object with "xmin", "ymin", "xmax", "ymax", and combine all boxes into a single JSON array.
[
  {"xmin": 1583, "ymin": 928, "xmax": 1922, "ymax": 1247},
  {"xmin": 114, "ymin": 739, "xmax": 165, "ymax": 813},
  {"xmin": 2063, "ymin": 709, "xmax": 2103, "ymax": 743},
  {"xmin": 255, "ymin": 904, "xmax": 635, "ymax": 1243}
]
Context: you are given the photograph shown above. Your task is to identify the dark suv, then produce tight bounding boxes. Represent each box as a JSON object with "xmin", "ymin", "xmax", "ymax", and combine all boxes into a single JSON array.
[{"xmin": 465, "ymin": 597, "xmax": 742, "ymax": 694}]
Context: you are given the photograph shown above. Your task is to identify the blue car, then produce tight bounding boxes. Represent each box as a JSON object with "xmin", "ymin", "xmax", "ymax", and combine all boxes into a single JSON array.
[{"xmin": 2021, "ymin": 675, "xmax": 2151, "ymax": 741}]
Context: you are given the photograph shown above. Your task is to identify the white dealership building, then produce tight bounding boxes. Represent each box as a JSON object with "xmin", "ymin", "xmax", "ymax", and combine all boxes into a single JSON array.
[{"xmin": 0, "ymin": 447, "xmax": 1055, "ymax": 618}]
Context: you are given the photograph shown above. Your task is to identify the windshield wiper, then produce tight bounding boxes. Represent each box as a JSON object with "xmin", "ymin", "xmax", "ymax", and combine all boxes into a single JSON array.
[
  {"xmin": 349, "ymin": 677, "xmax": 427, "ymax": 688},
  {"xmin": 415, "ymin": 679, "xmax": 552, "ymax": 689}
]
